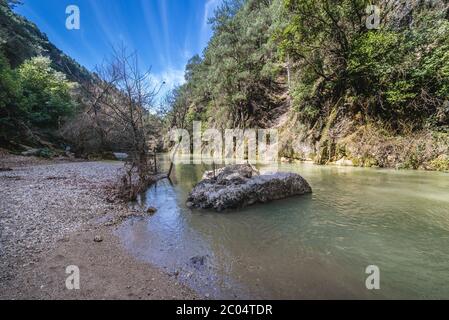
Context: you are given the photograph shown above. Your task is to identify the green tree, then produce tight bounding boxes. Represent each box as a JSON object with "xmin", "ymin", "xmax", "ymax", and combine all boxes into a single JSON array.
[
  {"xmin": 0, "ymin": 50, "xmax": 23, "ymax": 137},
  {"xmin": 17, "ymin": 56, "xmax": 76, "ymax": 128},
  {"xmin": 173, "ymin": 0, "xmax": 282, "ymax": 129},
  {"xmin": 169, "ymin": 0, "xmax": 449, "ymax": 135}
]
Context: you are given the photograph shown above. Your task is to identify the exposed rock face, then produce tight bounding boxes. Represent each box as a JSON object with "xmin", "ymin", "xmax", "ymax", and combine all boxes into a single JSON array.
[
  {"xmin": 187, "ymin": 165, "xmax": 312, "ymax": 212},
  {"xmin": 113, "ymin": 152, "xmax": 129, "ymax": 161},
  {"xmin": 381, "ymin": 0, "xmax": 449, "ymax": 29},
  {"xmin": 21, "ymin": 148, "xmax": 42, "ymax": 157},
  {"xmin": 336, "ymin": 158, "xmax": 354, "ymax": 167}
]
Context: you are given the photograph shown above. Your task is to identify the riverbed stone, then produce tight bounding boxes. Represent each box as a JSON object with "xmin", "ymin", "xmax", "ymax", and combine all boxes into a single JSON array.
[
  {"xmin": 187, "ymin": 164, "xmax": 312, "ymax": 211},
  {"xmin": 146, "ymin": 207, "xmax": 158, "ymax": 214},
  {"xmin": 21, "ymin": 148, "xmax": 41, "ymax": 157}
]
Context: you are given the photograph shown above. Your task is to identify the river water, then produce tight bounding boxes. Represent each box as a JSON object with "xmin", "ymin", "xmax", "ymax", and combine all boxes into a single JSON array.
[{"xmin": 117, "ymin": 160, "xmax": 449, "ymax": 299}]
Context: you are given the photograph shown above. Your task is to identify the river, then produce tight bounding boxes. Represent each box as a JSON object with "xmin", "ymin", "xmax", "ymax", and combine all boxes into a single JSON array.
[{"xmin": 117, "ymin": 159, "xmax": 449, "ymax": 299}]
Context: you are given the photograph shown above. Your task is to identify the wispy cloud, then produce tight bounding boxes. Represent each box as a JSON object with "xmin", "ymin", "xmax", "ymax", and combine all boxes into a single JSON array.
[
  {"xmin": 159, "ymin": 0, "xmax": 171, "ymax": 67},
  {"xmin": 203, "ymin": 0, "xmax": 221, "ymax": 27},
  {"xmin": 153, "ymin": 0, "xmax": 222, "ymax": 105},
  {"xmin": 150, "ymin": 67, "xmax": 186, "ymax": 104},
  {"xmin": 200, "ymin": 0, "xmax": 222, "ymax": 49}
]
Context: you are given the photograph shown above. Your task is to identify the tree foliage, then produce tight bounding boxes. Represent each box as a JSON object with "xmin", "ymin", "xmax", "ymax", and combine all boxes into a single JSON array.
[
  {"xmin": 167, "ymin": 0, "xmax": 283, "ymax": 130},
  {"xmin": 168, "ymin": 0, "xmax": 449, "ymax": 134},
  {"xmin": 0, "ymin": 53, "xmax": 77, "ymax": 142},
  {"xmin": 0, "ymin": 51, "xmax": 23, "ymax": 136},
  {"xmin": 18, "ymin": 56, "xmax": 76, "ymax": 128}
]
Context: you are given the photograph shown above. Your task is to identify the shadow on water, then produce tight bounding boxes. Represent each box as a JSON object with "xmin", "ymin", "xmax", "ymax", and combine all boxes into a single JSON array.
[{"xmin": 116, "ymin": 159, "xmax": 449, "ymax": 299}]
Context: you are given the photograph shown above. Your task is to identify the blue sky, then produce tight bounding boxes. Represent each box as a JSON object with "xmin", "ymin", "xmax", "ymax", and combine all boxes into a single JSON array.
[{"xmin": 15, "ymin": 0, "xmax": 222, "ymax": 100}]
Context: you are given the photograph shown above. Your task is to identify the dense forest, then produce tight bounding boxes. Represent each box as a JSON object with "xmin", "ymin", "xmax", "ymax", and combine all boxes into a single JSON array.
[
  {"xmin": 1, "ymin": 0, "xmax": 449, "ymax": 171},
  {"xmin": 166, "ymin": 0, "xmax": 449, "ymax": 171}
]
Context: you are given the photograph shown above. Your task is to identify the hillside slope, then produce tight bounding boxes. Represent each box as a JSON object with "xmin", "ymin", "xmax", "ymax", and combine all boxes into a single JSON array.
[
  {"xmin": 167, "ymin": 0, "xmax": 449, "ymax": 171},
  {"xmin": 0, "ymin": 0, "xmax": 90, "ymax": 81}
]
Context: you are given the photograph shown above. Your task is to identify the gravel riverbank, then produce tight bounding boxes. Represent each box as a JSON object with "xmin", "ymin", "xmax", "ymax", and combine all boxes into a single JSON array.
[{"xmin": 0, "ymin": 156, "xmax": 197, "ymax": 299}]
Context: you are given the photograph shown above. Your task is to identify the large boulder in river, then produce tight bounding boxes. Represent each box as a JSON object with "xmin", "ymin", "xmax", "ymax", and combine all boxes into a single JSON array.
[{"xmin": 187, "ymin": 164, "xmax": 312, "ymax": 211}]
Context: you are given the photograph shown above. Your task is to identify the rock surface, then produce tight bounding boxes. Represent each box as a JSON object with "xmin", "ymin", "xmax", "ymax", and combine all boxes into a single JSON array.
[
  {"xmin": 21, "ymin": 148, "xmax": 42, "ymax": 157},
  {"xmin": 146, "ymin": 206, "xmax": 158, "ymax": 214},
  {"xmin": 113, "ymin": 152, "xmax": 129, "ymax": 161},
  {"xmin": 336, "ymin": 158, "xmax": 354, "ymax": 167},
  {"xmin": 187, "ymin": 164, "xmax": 312, "ymax": 211}
]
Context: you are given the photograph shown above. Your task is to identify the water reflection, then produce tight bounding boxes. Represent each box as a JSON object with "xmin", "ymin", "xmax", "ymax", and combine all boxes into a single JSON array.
[{"xmin": 117, "ymin": 159, "xmax": 449, "ymax": 299}]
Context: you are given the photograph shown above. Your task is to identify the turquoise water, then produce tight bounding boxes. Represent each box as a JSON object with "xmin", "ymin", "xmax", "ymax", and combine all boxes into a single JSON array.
[{"xmin": 117, "ymin": 161, "xmax": 449, "ymax": 299}]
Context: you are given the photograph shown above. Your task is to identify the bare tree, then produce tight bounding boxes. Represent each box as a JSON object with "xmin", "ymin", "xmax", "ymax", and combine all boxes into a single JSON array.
[{"xmin": 84, "ymin": 45, "xmax": 163, "ymax": 200}]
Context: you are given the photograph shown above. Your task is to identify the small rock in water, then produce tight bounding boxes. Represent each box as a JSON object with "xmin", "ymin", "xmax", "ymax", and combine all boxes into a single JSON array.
[
  {"xmin": 93, "ymin": 235, "xmax": 103, "ymax": 243},
  {"xmin": 113, "ymin": 152, "xmax": 129, "ymax": 161},
  {"xmin": 146, "ymin": 207, "xmax": 158, "ymax": 214},
  {"xmin": 190, "ymin": 255, "xmax": 208, "ymax": 269}
]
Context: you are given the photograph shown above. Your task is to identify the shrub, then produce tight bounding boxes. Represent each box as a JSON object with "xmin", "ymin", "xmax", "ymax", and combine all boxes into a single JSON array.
[{"xmin": 17, "ymin": 56, "xmax": 77, "ymax": 128}]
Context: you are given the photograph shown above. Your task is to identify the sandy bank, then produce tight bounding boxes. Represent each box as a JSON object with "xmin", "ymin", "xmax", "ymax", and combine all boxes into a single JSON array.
[{"xmin": 0, "ymin": 155, "xmax": 197, "ymax": 299}]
